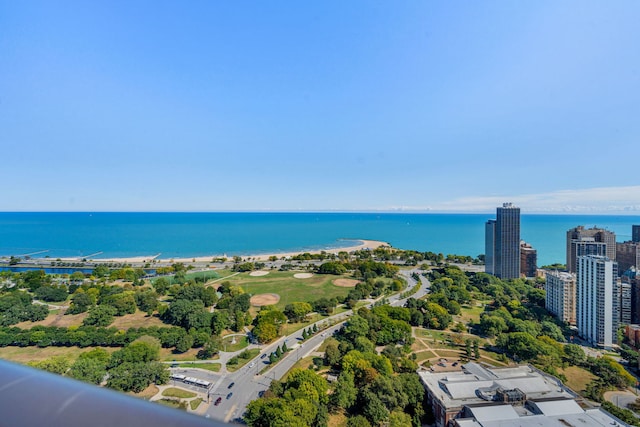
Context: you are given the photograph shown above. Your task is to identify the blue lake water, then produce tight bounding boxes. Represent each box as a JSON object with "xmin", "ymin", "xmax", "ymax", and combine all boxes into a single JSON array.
[{"xmin": 0, "ymin": 212, "xmax": 639, "ymax": 266}]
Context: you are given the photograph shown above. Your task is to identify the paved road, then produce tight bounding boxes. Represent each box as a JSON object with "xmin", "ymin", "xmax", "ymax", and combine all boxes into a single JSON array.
[{"xmin": 202, "ymin": 268, "xmax": 430, "ymax": 423}]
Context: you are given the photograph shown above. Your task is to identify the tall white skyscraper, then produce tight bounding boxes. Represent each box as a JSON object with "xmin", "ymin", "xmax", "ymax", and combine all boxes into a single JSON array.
[{"xmin": 576, "ymin": 255, "xmax": 619, "ymax": 348}]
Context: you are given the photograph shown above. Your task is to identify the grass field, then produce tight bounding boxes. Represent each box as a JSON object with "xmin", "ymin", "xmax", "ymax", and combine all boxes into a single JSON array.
[
  {"xmin": 159, "ymin": 348, "xmax": 203, "ymax": 361},
  {"xmin": 128, "ymin": 384, "xmax": 159, "ymax": 400},
  {"xmin": 162, "ymin": 387, "xmax": 197, "ymax": 399},
  {"xmin": 414, "ymin": 351, "xmax": 436, "ymax": 362},
  {"xmin": 436, "ymin": 349, "xmax": 464, "ymax": 358},
  {"xmin": 111, "ymin": 311, "xmax": 165, "ymax": 329},
  {"xmin": 212, "ymin": 271, "xmax": 352, "ymax": 308},
  {"xmin": 221, "ymin": 335, "xmax": 249, "ymax": 352},
  {"xmin": 559, "ymin": 365, "xmax": 596, "ymax": 393},
  {"xmin": 190, "ymin": 398, "xmax": 203, "ymax": 410},
  {"xmin": 177, "ymin": 362, "xmax": 221, "ymax": 372},
  {"xmin": 156, "ymin": 398, "xmax": 186, "ymax": 410},
  {"xmin": 226, "ymin": 349, "xmax": 260, "ymax": 372},
  {"xmin": 328, "ymin": 412, "xmax": 348, "ymax": 427},
  {"xmin": 0, "ymin": 345, "xmax": 117, "ymax": 363},
  {"xmin": 16, "ymin": 311, "xmax": 87, "ymax": 329},
  {"xmin": 457, "ymin": 302, "xmax": 487, "ymax": 324}
]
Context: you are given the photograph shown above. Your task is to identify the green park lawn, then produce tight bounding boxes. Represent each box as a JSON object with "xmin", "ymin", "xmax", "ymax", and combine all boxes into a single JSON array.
[
  {"xmin": 457, "ymin": 302, "xmax": 488, "ymax": 324},
  {"xmin": 214, "ymin": 270, "xmax": 353, "ymax": 308},
  {"xmin": 221, "ymin": 335, "xmax": 249, "ymax": 352},
  {"xmin": 0, "ymin": 345, "xmax": 117, "ymax": 364},
  {"xmin": 226, "ymin": 349, "xmax": 260, "ymax": 372},
  {"xmin": 176, "ymin": 362, "xmax": 221, "ymax": 372},
  {"xmin": 162, "ymin": 387, "xmax": 197, "ymax": 399}
]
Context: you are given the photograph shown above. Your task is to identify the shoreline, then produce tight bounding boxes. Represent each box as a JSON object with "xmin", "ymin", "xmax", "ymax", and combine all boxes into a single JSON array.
[{"xmin": 49, "ymin": 239, "xmax": 390, "ymax": 264}]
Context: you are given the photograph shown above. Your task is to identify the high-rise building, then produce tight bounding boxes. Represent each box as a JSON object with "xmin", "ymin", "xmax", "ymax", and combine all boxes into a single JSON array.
[
  {"xmin": 633, "ymin": 225, "xmax": 640, "ymax": 243},
  {"xmin": 545, "ymin": 271, "xmax": 576, "ymax": 325},
  {"xmin": 520, "ymin": 241, "xmax": 537, "ymax": 277},
  {"xmin": 576, "ymin": 255, "xmax": 619, "ymax": 348},
  {"xmin": 484, "ymin": 220, "xmax": 496, "ymax": 275},
  {"xmin": 485, "ymin": 203, "xmax": 520, "ymax": 279},
  {"xmin": 616, "ymin": 241, "xmax": 640, "ymax": 274},
  {"xmin": 566, "ymin": 226, "xmax": 616, "ymax": 273},
  {"xmin": 620, "ymin": 281, "xmax": 632, "ymax": 326}
]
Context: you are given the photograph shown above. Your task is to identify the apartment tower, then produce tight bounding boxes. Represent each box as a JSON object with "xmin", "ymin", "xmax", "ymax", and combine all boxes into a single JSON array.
[
  {"xmin": 576, "ymin": 255, "xmax": 619, "ymax": 348},
  {"xmin": 566, "ymin": 226, "xmax": 616, "ymax": 273},
  {"xmin": 545, "ymin": 271, "xmax": 576, "ymax": 325},
  {"xmin": 485, "ymin": 203, "xmax": 520, "ymax": 280}
]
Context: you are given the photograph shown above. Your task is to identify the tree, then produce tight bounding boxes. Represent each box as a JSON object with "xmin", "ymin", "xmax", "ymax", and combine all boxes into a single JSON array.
[
  {"xmin": 284, "ymin": 302, "xmax": 313, "ymax": 323},
  {"xmin": 35, "ymin": 285, "xmax": 68, "ymax": 302},
  {"xmin": 389, "ymin": 411, "xmax": 412, "ymax": 427},
  {"xmin": 152, "ymin": 277, "xmax": 170, "ymax": 295},
  {"xmin": 106, "ymin": 361, "xmax": 169, "ymax": 392},
  {"xmin": 110, "ymin": 336, "xmax": 161, "ymax": 365},
  {"xmin": 343, "ymin": 315, "xmax": 369, "ymax": 341},
  {"xmin": 254, "ymin": 322, "xmax": 278, "ymax": 344},
  {"xmin": 68, "ymin": 356, "xmax": 108, "ymax": 384},
  {"xmin": 331, "ymin": 371, "xmax": 358, "ymax": 411},
  {"xmin": 68, "ymin": 292, "xmax": 93, "ymax": 314},
  {"xmin": 347, "ymin": 416, "xmax": 371, "ymax": 427},
  {"xmin": 317, "ymin": 262, "xmax": 347, "ymax": 275},
  {"xmin": 478, "ymin": 314, "xmax": 508, "ymax": 337},
  {"xmin": 83, "ymin": 305, "xmax": 117, "ymax": 327},
  {"xmin": 197, "ymin": 337, "xmax": 220, "ymax": 359},
  {"xmin": 135, "ymin": 290, "xmax": 159, "ymax": 315},
  {"xmin": 175, "ymin": 333, "xmax": 195, "ymax": 353},
  {"xmin": 28, "ymin": 356, "xmax": 70, "ymax": 375}
]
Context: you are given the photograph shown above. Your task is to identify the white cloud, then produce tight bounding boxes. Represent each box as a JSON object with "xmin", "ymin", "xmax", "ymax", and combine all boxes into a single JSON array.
[{"xmin": 393, "ymin": 186, "xmax": 640, "ymax": 214}]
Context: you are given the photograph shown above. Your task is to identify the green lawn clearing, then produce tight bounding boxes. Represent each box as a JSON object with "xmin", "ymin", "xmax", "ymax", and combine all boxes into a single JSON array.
[{"xmin": 162, "ymin": 387, "xmax": 197, "ymax": 399}]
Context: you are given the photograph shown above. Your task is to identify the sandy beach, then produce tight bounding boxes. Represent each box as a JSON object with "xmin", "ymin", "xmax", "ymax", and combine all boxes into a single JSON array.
[{"xmin": 82, "ymin": 239, "xmax": 390, "ymax": 264}]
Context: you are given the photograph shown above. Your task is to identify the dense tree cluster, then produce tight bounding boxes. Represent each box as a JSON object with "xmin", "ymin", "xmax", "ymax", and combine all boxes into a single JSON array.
[
  {"xmin": 245, "ymin": 305, "xmax": 426, "ymax": 427},
  {"xmin": 28, "ymin": 336, "xmax": 169, "ymax": 393},
  {"xmin": 0, "ymin": 291, "xmax": 49, "ymax": 326},
  {"xmin": 0, "ymin": 325, "xmax": 192, "ymax": 348}
]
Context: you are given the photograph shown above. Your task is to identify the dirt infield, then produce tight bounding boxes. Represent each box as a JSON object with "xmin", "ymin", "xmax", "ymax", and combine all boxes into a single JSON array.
[
  {"xmin": 250, "ymin": 293, "xmax": 281, "ymax": 306},
  {"xmin": 249, "ymin": 271, "xmax": 270, "ymax": 277},
  {"xmin": 332, "ymin": 279, "xmax": 360, "ymax": 288},
  {"xmin": 293, "ymin": 273, "xmax": 314, "ymax": 279}
]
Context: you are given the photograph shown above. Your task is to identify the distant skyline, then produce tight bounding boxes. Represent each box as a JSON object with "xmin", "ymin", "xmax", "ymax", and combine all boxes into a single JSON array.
[{"xmin": 2, "ymin": 2, "xmax": 639, "ymax": 213}]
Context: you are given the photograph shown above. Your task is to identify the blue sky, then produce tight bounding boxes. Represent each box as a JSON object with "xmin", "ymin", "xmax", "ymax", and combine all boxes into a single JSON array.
[{"xmin": 1, "ymin": 1, "xmax": 639, "ymax": 213}]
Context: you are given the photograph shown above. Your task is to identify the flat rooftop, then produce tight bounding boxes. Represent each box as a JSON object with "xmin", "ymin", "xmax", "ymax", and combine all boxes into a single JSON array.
[{"xmin": 418, "ymin": 363, "xmax": 575, "ymax": 409}]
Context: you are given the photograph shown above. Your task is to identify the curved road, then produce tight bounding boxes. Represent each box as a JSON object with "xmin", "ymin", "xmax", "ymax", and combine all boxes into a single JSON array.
[{"xmin": 198, "ymin": 268, "xmax": 430, "ymax": 423}]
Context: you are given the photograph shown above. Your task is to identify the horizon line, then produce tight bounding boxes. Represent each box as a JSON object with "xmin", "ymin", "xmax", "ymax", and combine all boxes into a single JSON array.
[{"xmin": 2, "ymin": 210, "xmax": 640, "ymax": 216}]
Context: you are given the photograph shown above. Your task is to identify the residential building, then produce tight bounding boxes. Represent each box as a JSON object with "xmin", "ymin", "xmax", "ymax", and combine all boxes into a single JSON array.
[
  {"xmin": 520, "ymin": 241, "xmax": 537, "ymax": 278},
  {"xmin": 616, "ymin": 241, "xmax": 640, "ymax": 274},
  {"xmin": 576, "ymin": 255, "xmax": 619, "ymax": 348},
  {"xmin": 545, "ymin": 271, "xmax": 576, "ymax": 325},
  {"xmin": 485, "ymin": 203, "xmax": 520, "ymax": 280},
  {"xmin": 566, "ymin": 226, "xmax": 616, "ymax": 273},
  {"xmin": 484, "ymin": 220, "xmax": 496, "ymax": 276},
  {"xmin": 418, "ymin": 362, "xmax": 628, "ymax": 427},
  {"xmin": 620, "ymin": 281, "xmax": 632, "ymax": 326}
]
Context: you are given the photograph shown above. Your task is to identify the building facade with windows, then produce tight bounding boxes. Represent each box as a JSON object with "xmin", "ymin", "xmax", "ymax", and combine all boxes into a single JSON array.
[
  {"xmin": 545, "ymin": 271, "xmax": 576, "ymax": 325},
  {"xmin": 485, "ymin": 203, "xmax": 520, "ymax": 280},
  {"xmin": 576, "ymin": 255, "xmax": 619, "ymax": 348},
  {"xmin": 566, "ymin": 226, "xmax": 616, "ymax": 273}
]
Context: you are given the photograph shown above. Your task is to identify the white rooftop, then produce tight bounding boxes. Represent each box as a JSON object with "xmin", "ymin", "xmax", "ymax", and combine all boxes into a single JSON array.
[{"xmin": 419, "ymin": 363, "xmax": 574, "ymax": 409}]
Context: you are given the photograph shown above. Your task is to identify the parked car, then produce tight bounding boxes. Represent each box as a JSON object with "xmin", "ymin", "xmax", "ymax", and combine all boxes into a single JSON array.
[
  {"xmin": 227, "ymin": 382, "xmax": 235, "ymax": 389},
  {"xmin": 214, "ymin": 397, "xmax": 222, "ymax": 406},
  {"xmin": 226, "ymin": 392, "xmax": 233, "ymax": 400}
]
